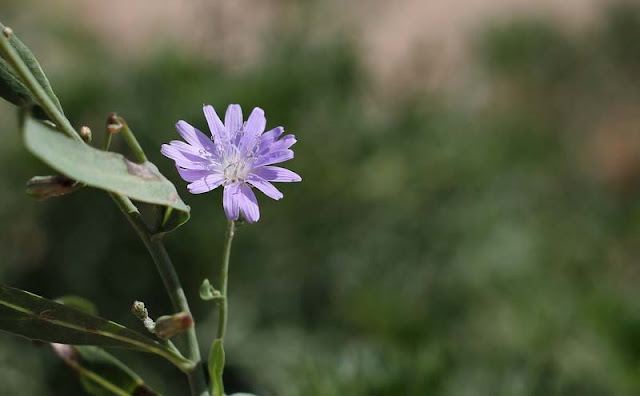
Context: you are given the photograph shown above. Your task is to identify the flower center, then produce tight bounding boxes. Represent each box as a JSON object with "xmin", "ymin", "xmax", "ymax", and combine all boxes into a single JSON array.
[{"xmin": 222, "ymin": 149, "xmax": 252, "ymax": 182}]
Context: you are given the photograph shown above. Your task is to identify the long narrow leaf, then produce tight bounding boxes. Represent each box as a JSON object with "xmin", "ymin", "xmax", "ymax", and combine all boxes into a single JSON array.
[
  {"xmin": 0, "ymin": 284, "xmax": 193, "ymax": 372},
  {"xmin": 53, "ymin": 344, "xmax": 159, "ymax": 396}
]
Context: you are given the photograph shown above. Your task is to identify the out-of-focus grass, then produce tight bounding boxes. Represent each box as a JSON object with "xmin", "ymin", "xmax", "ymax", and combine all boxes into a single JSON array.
[{"xmin": 1, "ymin": 3, "xmax": 640, "ymax": 396}]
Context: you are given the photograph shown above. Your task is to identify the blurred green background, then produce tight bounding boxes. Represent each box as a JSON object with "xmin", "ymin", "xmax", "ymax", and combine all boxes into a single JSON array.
[{"xmin": 1, "ymin": 1, "xmax": 640, "ymax": 395}]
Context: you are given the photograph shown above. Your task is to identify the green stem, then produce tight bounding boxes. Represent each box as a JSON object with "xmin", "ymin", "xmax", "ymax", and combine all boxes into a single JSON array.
[
  {"xmin": 116, "ymin": 116, "xmax": 148, "ymax": 163},
  {"xmin": 110, "ymin": 193, "xmax": 209, "ymax": 396},
  {"xmin": 214, "ymin": 220, "xmax": 236, "ymax": 394},
  {"xmin": 0, "ymin": 29, "xmax": 82, "ymax": 142}
]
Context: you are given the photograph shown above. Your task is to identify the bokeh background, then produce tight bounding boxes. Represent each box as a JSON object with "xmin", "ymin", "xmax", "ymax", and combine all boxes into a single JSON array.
[{"xmin": 1, "ymin": 0, "xmax": 640, "ymax": 395}]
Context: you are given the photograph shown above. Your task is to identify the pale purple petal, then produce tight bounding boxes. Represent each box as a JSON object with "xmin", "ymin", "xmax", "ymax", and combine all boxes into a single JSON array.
[
  {"xmin": 175, "ymin": 120, "xmax": 216, "ymax": 153},
  {"xmin": 253, "ymin": 166, "xmax": 302, "ymax": 183},
  {"xmin": 244, "ymin": 107, "xmax": 266, "ymax": 135},
  {"xmin": 258, "ymin": 127, "xmax": 284, "ymax": 153},
  {"xmin": 241, "ymin": 107, "xmax": 266, "ymax": 150},
  {"xmin": 161, "ymin": 144, "xmax": 207, "ymax": 170},
  {"xmin": 237, "ymin": 184, "xmax": 260, "ymax": 223},
  {"xmin": 203, "ymin": 105, "xmax": 229, "ymax": 145},
  {"xmin": 176, "ymin": 167, "xmax": 211, "ymax": 182},
  {"xmin": 187, "ymin": 173, "xmax": 225, "ymax": 194},
  {"xmin": 225, "ymin": 104, "xmax": 243, "ymax": 133},
  {"xmin": 223, "ymin": 183, "xmax": 241, "ymax": 220},
  {"xmin": 169, "ymin": 140, "xmax": 201, "ymax": 155},
  {"xmin": 267, "ymin": 134, "xmax": 297, "ymax": 153},
  {"xmin": 246, "ymin": 174, "xmax": 283, "ymax": 200},
  {"xmin": 254, "ymin": 149, "xmax": 294, "ymax": 167}
]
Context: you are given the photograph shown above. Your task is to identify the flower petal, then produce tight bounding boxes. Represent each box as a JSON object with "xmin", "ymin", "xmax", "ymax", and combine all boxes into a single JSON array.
[
  {"xmin": 244, "ymin": 107, "xmax": 266, "ymax": 136},
  {"xmin": 238, "ymin": 184, "xmax": 260, "ymax": 223},
  {"xmin": 241, "ymin": 107, "xmax": 266, "ymax": 151},
  {"xmin": 223, "ymin": 183, "xmax": 241, "ymax": 221},
  {"xmin": 267, "ymin": 134, "xmax": 297, "ymax": 152},
  {"xmin": 175, "ymin": 120, "xmax": 216, "ymax": 153},
  {"xmin": 161, "ymin": 144, "xmax": 207, "ymax": 170},
  {"xmin": 246, "ymin": 174, "xmax": 283, "ymax": 200},
  {"xmin": 225, "ymin": 104, "xmax": 243, "ymax": 133},
  {"xmin": 259, "ymin": 127, "xmax": 285, "ymax": 154},
  {"xmin": 176, "ymin": 167, "xmax": 211, "ymax": 182},
  {"xmin": 203, "ymin": 105, "xmax": 229, "ymax": 146},
  {"xmin": 187, "ymin": 173, "xmax": 225, "ymax": 194},
  {"xmin": 261, "ymin": 127, "xmax": 284, "ymax": 144},
  {"xmin": 254, "ymin": 149, "xmax": 294, "ymax": 167},
  {"xmin": 253, "ymin": 166, "xmax": 302, "ymax": 183}
]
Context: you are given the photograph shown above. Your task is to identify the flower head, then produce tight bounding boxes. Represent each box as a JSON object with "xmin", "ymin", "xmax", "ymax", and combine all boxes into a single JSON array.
[{"xmin": 161, "ymin": 104, "xmax": 301, "ymax": 223}]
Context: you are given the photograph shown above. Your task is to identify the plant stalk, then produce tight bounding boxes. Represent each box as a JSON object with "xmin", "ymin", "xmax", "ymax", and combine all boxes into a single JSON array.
[
  {"xmin": 213, "ymin": 220, "xmax": 236, "ymax": 394},
  {"xmin": 110, "ymin": 193, "xmax": 209, "ymax": 396}
]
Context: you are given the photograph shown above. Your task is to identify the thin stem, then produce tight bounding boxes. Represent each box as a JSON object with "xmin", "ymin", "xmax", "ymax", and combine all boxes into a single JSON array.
[
  {"xmin": 0, "ymin": 29, "xmax": 82, "ymax": 142},
  {"xmin": 213, "ymin": 220, "xmax": 235, "ymax": 394},
  {"xmin": 117, "ymin": 116, "xmax": 148, "ymax": 163},
  {"xmin": 103, "ymin": 130, "xmax": 113, "ymax": 151},
  {"xmin": 110, "ymin": 193, "xmax": 208, "ymax": 396},
  {"xmin": 216, "ymin": 220, "xmax": 235, "ymax": 340}
]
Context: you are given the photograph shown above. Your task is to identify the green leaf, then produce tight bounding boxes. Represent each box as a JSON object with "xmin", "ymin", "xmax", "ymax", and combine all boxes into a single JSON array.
[
  {"xmin": 52, "ymin": 344, "xmax": 159, "ymax": 396},
  {"xmin": 0, "ymin": 57, "xmax": 32, "ymax": 106},
  {"xmin": 209, "ymin": 339, "xmax": 226, "ymax": 396},
  {"xmin": 0, "ymin": 22, "xmax": 64, "ymax": 114},
  {"xmin": 55, "ymin": 295, "xmax": 99, "ymax": 316},
  {"xmin": 23, "ymin": 117, "xmax": 190, "ymax": 232},
  {"xmin": 0, "ymin": 57, "xmax": 47, "ymax": 119},
  {"xmin": 0, "ymin": 284, "xmax": 193, "ymax": 372}
]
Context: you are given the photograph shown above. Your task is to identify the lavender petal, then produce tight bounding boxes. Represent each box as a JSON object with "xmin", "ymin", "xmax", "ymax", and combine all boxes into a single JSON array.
[
  {"xmin": 238, "ymin": 183, "xmax": 260, "ymax": 223},
  {"xmin": 203, "ymin": 105, "xmax": 229, "ymax": 145},
  {"xmin": 254, "ymin": 149, "xmax": 294, "ymax": 167},
  {"xmin": 225, "ymin": 104, "xmax": 243, "ymax": 134},
  {"xmin": 161, "ymin": 144, "xmax": 207, "ymax": 170},
  {"xmin": 240, "ymin": 107, "xmax": 266, "ymax": 151},
  {"xmin": 187, "ymin": 173, "xmax": 225, "ymax": 194},
  {"xmin": 265, "ymin": 134, "xmax": 297, "ymax": 153},
  {"xmin": 175, "ymin": 120, "xmax": 217, "ymax": 153},
  {"xmin": 246, "ymin": 174, "xmax": 283, "ymax": 200},
  {"xmin": 223, "ymin": 183, "xmax": 241, "ymax": 221},
  {"xmin": 253, "ymin": 166, "xmax": 302, "ymax": 183},
  {"xmin": 176, "ymin": 167, "xmax": 211, "ymax": 182},
  {"xmin": 258, "ymin": 127, "xmax": 284, "ymax": 154}
]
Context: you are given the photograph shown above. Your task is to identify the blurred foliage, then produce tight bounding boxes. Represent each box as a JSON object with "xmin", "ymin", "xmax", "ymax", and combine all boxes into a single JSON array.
[{"xmin": 1, "ymin": 2, "xmax": 640, "ymax": 396}]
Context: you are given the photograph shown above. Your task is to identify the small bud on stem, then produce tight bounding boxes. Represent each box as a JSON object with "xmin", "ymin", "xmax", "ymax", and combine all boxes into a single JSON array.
[
  {"xmin": 79, "ymin": 125, "xmax": 92, "ymax": 143},
  {"xmin": 106, "ymin": 112, "xmax": 123, "ymax": 134},
  {"xmin": 155, "ymin": 312, "xmax": 194, "ymax": 340},
  {"xmin": 2, "ymin": 27, "xmax": 12, "ymax": 38},
  {"xmin": 131, "ymin": 300, "xmax": 156, "ymax": 333},
  {"xmin": 26, "ymin": 175, "xmax": 76, "ymax": 200}
]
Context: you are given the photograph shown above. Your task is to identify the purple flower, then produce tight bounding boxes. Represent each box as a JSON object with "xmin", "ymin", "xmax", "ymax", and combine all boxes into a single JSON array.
[{"xmin": 161, "ymin": 104, "xmax": 301, "ymax": 223}]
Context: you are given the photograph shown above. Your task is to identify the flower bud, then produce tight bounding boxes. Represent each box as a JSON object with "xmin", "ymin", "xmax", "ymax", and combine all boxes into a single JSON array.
[
  {"xmin": 155, "ymin": 312, "xmax": 194, "ymax": 340},
  {"xmin": 106, "ymin": 112, "xmax": 123, "ymax": 134},
  {"xmin": 26, "ymin": 175, "xmax": 75, "ymax": 200},
  {"xmin": 199, "ymin": 278, "xmax": 222, "ymax": 301},
  {"xmin": 131, "ymin": 301, "xmax": 148, "ymax": 320},
  {"xmin": 79, "ymin": 125, "xmax": 92, "ymax": 142}
]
